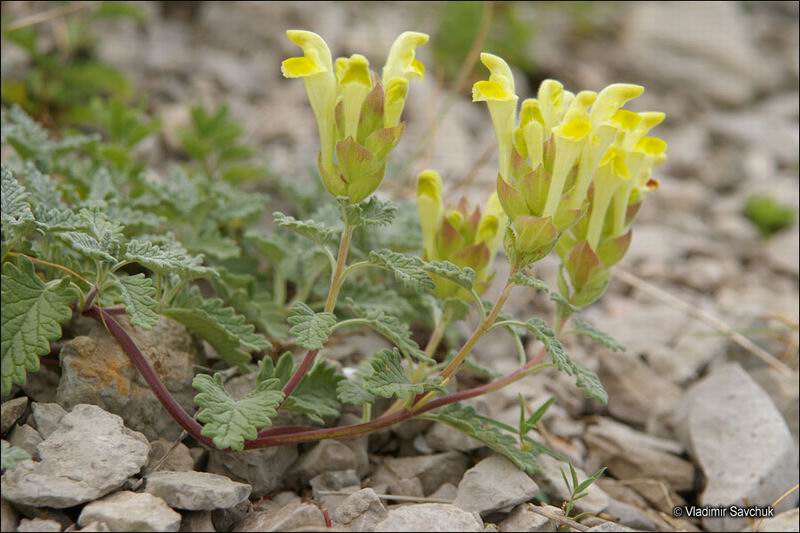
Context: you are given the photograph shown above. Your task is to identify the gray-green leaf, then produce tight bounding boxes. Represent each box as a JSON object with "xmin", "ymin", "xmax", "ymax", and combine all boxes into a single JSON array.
[{"xmin": 287, "ymin": 302, "xmax": 336, "ymax": 350}]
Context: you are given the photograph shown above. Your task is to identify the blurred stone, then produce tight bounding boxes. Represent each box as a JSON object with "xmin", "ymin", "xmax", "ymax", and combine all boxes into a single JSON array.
[
  {"xmin": 765, "ymin": 226, "xmax": 800, "ymax": 277},
  {"xmin": 78, "ymin": 491, "xmax": 181, "ymax": 532},
  {"xmin": 585, "ymin": 418, "xmax": 693, "ymax": 492},
  {"xmin": 755, "ymin": 508, "xmax": 800, "ymax": 532},
  {"xmin": 603, "ymin": 499, "xmax": 657, "ymax": 532},
  {"xmin": 675, "ymin": 363, "xmax": 798, "ymax": 531},
  {"xmin": 499, "ymin": 504, "xmax": 555, "ymax": 532},
  {"xmin": 208, "ymin": 444, "xmax": 297, "ymax": 497},
  {"xmin": 233, "ymin": 501, "xmax": 325, "ymax": 532},
  {"xmin": 287, "ymin": 440, "xmax": 356, "ymax": 486},
  {"xmin": 750, "ymin": 367, "xmax": 800, "ymax": 442},
  {"xmin": 387, "ymin": 477, "xmax": 424, "ymax": 498},
  {"xmin": 382, "ymin": 451, "xmax": 469, "ymax": 495},
  {"xmin": 57, "ymin": 317, "xmax": 199, "ymax": 441},
  {"xmin": 454, "ymin": 456, "xmax": 538, "ymax": 516},
  {"xmin": 1, "ymin": 498, "xmax": 19, "ymax": 532},
  {"xmin": 375, "ymin": 504, "xmax": 483, "ymax": 532},
  {"xmin": 29, "ymin": 402, "xmax": 66, "ymax": 439},
  {"xmin": 145, "ymin": 439, "xmax": 195, "ymax": 474},
  {"xmin": 145, "ymin": 472, "xmax": 251, "ymax": 511},
  {"xmin": 1, "ymin": 397, "xmax": 27, "ymax": 436},
  {"xmin": 7, "ymin": 424, "xmax": 42, "ymax": 459},
  {"xmin": 310, "ymin": 469, "xmax": 360, "ymax": 512},
  {"xmin": 17, "ymin": 519, "xmax": 61, "ymax": 532},
  {"xmin": 332, "ymin": 488, "xmax": 387, "ymax": 532},
  {"xmin": 179, "ymin": 511, "xmax": 216, "ymax": 532}
]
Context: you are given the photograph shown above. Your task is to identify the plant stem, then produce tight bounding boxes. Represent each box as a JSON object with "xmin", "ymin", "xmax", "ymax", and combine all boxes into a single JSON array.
[
  {"xmin": 84, "ymin": 305, "xmax": 215, "ymax": 448},
  {"xmin": 281, "ymin": 223, "xmax": 354, "ymax": 402}
]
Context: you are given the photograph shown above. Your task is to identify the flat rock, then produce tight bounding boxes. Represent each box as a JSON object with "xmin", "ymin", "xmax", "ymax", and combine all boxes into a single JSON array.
[
  {"xmin": 78, "ymin": 491, "xmax": 181, "ymax": 532},
  {"xmin": 387, "ymin": 476, "xmax": 424, "ymax": 498},
  {"xmin": 332, "ymin": 488, "xmax": 387, "ymax": 532},
  {"xmin": 454, "ymin": 455, "xmax": 538, "ymax": 516},
  {"xmin": 56, "ymin": 317, "xmax": 199, "ymax": 441},
  {"xmin": 310, "ymin": 469, "xmax": 360, "ymax": 512},
  {"xmin": 604, "ymin": 499, "xmax": 657, "ymax": 532},
  {"xmin": 499, "ymin": 504, "xmax": 555, "ymax": 532},
  {"xmin": 426, "ymin": 422, "xmax": 483, "ymax": 452},
  {"xmin": 1, "ymin": 404, "xmax": 149, "ymax": 508},
  {"xmin": 179, "ymin": 511, "xmax": 216, "ymax": 532},
  {"xmin": 383, "ymin": 451, "xmax": 469, "ymax": 495},
  {"xmin": 29, "ymin": 402, "xmax": 66, "ymax": 439},
  {"xmin": 144, "ymin": 471, "xmax": 251, "ymax": 511},
  {"xmin": 208, "ymin": 444, "xmax": 297, "ymax": 497},
  {"xmin": 77, "ymin": 522, "xmax": 112, "ymax": 532},
  {"xmin": 1, "ymin": 397, "xmax": 27, "ymax": 436},
  {"xmin": 233, "ymin": 501, "xmax": 324, "ymax": 532},
  {"xmin": 585, "ymin": 418, "xmax": 694, "ymax": 492},
  {"xmin": 7, "ymin": 424, "xmax": 42, "ymax": 459},
  {"xmin": 675, "ymin": 363, "xmax": 798, "ymax": 531},
  {"xmin": 586, "ymin": 522, "xmax": 634, "ymax": 532},
  {"xmin": 533, "ymin": 455, "xmax": 609, "ymax": 514},
  {"xmin": 17, "ymin": 518, "xmax": 62, "ymax": 532},
  {"xmin": 375, "ymin": 503, "xmax": 483, "ymax": 532}
]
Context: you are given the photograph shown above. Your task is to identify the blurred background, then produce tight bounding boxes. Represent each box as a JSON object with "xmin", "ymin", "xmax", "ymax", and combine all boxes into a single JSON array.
[{"xmin": 1, "ymin": 2, "xmax": 798, "ymax": 529}]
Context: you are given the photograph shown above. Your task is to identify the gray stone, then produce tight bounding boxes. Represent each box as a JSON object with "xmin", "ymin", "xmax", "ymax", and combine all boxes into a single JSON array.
[
  {"xmin": 338, "ymin": 414, "xmax": 370, "ymax": 478},
  {"xmin": 430, "ymin": 482, "xmax": 458, "ymax": 501},
  {"xmin": 750, "ymin": 367, "xmax": 800, "ymax": 442},
  {"xmin": 210, "ymin": 500, "xmax": 249, "ymax": 532},
  {"xmin": 288, "ymin": 440, "xmax": 357, "ymax": 485},
  {"xmin": 310, "ymin": 469, "xmax": 360, "ymax": 512},
  {"xmin": 207, "ymin": 444, "xmax": 297, "ymax": 497},
  {"xmin": 1, "ymin": 397, "xmax": 27, "ymax": 436},
  {"xmin": 1, "ymin": 498, "xmax": 19, "ymax": 532},
  {"xmin": 499, "ymin": 504, "xmax": 555, "ymax": 532},
  {"xmin": 765, "ymin": 226, "xmax": 800, "ymax": 276},
  {"xmin": 454, "ymin": 456, "xmax": 538, "ymax": 516},
  {"xmin": 533, "ymin": 455, "xmax": 609, "ymax": 514},
  {"xmin": 78, "ymin": 491, "xmax": 181, "ymax": 532},
  {"xmin": 145, "ymin": 439, "xmax": 195, "ymax": 474},
  {"xmin": 755, "ymin": 508, "xmax": 800, "ymax": 532},
  {"xmin": 332, "ymin": 488, "xmax": 388, "ymax": 532},
  {"xmin": 7, "ymin": 424, "xmax": 42, "ymax": 459},
  {"xmin": 79, "ymin": 522, "xmax": 112, "ymax": 532},
  {"xmin": 585, "ymin": 418, "xmax": 694, "ymax": 492},
  {"xmin": 179, "ymin": 511, "xmax": 216, "ymax": 532},
  {"xmin": 585, "ymin": 522, "xmax": 634, "ymax": 532},
  {"xmin": 1, "ymin": 405, "xmax": 149, "ymax": 508},
  {"xmin": 427, "ymin": 422, "xmax": 483, "ymax": 452},
  {"xmin": 17, "ymin": 518, "xmax": 62, "ymax": 532},
  {"xmin": 675, "ymin": 363, "xmax": 799, "ymax": 531},
  {"xmin": 57, "ymin": 317, "xmax": 200, "ymax": 441},
  {"xmin": 383, "ymin": 451, "xmax": 469, "ymax": 495},
  {"xmin": 603, "ymin": 499, "xmax": 657, "ymax": 532},
  {"xmin": 388, "ymin": 476, "xmax": 425, "ymax": 498},
  {"xmin": 29, "ymin": 403, "xmax": 66, "ymax": 439},
  {"xmin": 145, "ymin": 471, "xmax": 251, "ymax": 511},
  {"xmin": 233, "ymin": 501, "xmax": 325, "ymax": 532},
  {"xmin": 598, "ymin": 354, "xmax": 682, "ymax": 429},
  {"xmin": 375, "ymin": 504, "xmax": 483, "ymax": 532}
]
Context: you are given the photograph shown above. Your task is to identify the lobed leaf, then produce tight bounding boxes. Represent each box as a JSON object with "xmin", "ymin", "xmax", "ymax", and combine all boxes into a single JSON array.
[
  {"xmin": 571, "ymin": 319, "xmax": 625, "ymax": 352},
  {"xmin": 287, "ymin": 302, "xmax": 336, "ymax": 350},
  {"xmin": 510, "ymin": 271, "xmax": 550, "ymax": 293},
  {"xmin": 273, "ymin": 212, "xmax": 336, "ymax": 247},
  {"xmin": 368, "ymin": 249, "xmax": 434, "ymax": 293},
  {"xmin": 114, "ymin": 274, "xmax": 160, "ymax": 329},
  {"xmin": 424, "ymin": 260, "xmax": 475, "ymax": 290},
  {"xmin": 1, "ymin": 442, "xmax": 31, "ymax": 471}
]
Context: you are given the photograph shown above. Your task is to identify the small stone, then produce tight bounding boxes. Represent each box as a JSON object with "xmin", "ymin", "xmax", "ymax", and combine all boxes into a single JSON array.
[
  {"xmin": 179, "ymin": 511, "xmax": 216, "ymax": 532},
  {"xmin": 79, "ymin": 522, "xmax": 112, "ymax": 532},
  {"xmin": 375, "ymin": 503, "xmax": 483, "ymax": 532},
  {"xmin": 585, "ymin": 418, "xmax": 694, "ymax": 492},
  {"xmin": 430, "ymin": 482, "xmax": 458, "ymax": 501},
  {"xmin": 233, "ymin": 501, "xmax": 325, "ymax": 532},
  {"xmin": 145, "ymin": 472, "xmax": 251, "ymax": 511},
  {"xmin": 310, "ymin": 469, "xmax": 360, "ymax": 512},
  {"xmin": 332, "ymin": 488, "xmax": 388, "ymax": 532},
  {"xmin": 499, "ymin": 504, "xmax": 555, "ymax": 532},
  {"xmin": 288, "ymin": 440, "xmax": 356, "ymax": 485},
  {"xmin": 388, "ymin": 477, "xmax": 425, "ymax": 498},
  {"xmin": 383, "ymin": 451, "xmax": 469, "ymax": 495},
  {"xmin": 210, "ymin": 501, "xmax": 249, "ymax": 532},
  {"xmin": 208, "ymin": 445, "xmax": 298, "ymax": 497},
  {"xmin": 337, "ymin": 414, "xmax": 370, "ymax": 478},
  {"xmin": 755, "ymin": 508, "xmax": 800, "ymax": 532},
  {"xmin": 1, "ymin": 397, "xmax": 27, "ymax": 436},
  {"xmin": 17, "ymin": 518, "xmax": 62, "ymax": 532},
  {"xmin": 454, "ymin": 456, "xmax": 539, "ymax": 516},
  {"xmin": 750, "ymin": 367, "xmax": 800, "ymax": 442},
  {"xmin": 426, "ymin": 422, "xmax": 483, "ymax": 452},
  {"xmin": 78, "ymin": 491, "xmax": 181, "ymax": 532},
  {"xmin": 29, "ymin": 402, "xmax": 66, "ymax": 439},
  {"xmin": 533, "ymin": 455, "xmax": 609, "ymax": 514},
  {"xmin": 675, "ymin": 363, "xmax": 799, "ymax": 531},
  {"xmin": 7, "ymin": 424, "xmax": 42, "ymax": 459},
  {"xmin": 1, "ymin": 498, "xmax": 19, "ymax": 532},
  {"xmin": 145, "ymin": 439, "xmax": 195, "ymax": 474},
  {"xmin": 1, "ymin": 404, "xmax": 150, "ymax": 508}
]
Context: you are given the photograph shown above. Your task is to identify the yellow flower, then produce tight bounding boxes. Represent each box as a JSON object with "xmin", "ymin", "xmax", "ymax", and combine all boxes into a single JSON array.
[
  {"xmin": 383, "ymin": 31, "xmax": 429, "ymax": 128},
  {"xmin": 336, "ymin": 54, "xmax": 372, "ymax": 140},
  {"xmin": 586, "ymin": 146, "xmax": 630, "ymax": 249}
]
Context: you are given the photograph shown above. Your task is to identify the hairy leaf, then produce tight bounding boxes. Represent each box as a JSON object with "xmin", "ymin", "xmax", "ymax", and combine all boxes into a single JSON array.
[
  {"xmin": 287, "ymin": 302, "xmax": 336, "ymax": 350},
  {"xmin": 424, "ymin": 260, "xmax": 475, "ymax": 290},
  {"xmin": 1, "ymin": 442, "xmax": 31, "ymax": 470},
  {"xmin": 1, "ymin": 257, "xmax": 79, "ymax": 395},
  {"xmin": 362, "ymin": 348, "xmax": 443, "ymax": 400},
  {"xmin": 1, "ymin": 165, "xmax": 34, "ymax": 233},
  {"xmin": 273, "ymin": 212, "xmax": 336, "ymax": 246},
  {"xmin": 340, "ymin": 196, "xmax": 397, "ymax": 227},
  {"xmin": 421, "ymin": 403, "xmax": 541, "ymax": 474},
  {"xmin": 571, "ymin": 320, "xmax": 625, "ymax": 352},
  {"xmin": 124, "ymin": 238, "xmax": 213, "ymax": 279},
  {"xmin": 347, "ymin": 301, "xmax": 432, "ymax": 364},
  {"xmin": 510, "ymin": 271, "xmax": 549, "ymax": 293},
  {"xmin": 192, "ymin": 373, "xmax": 283, "ymax": 451},
  {"xmin": 114, "ymin": 274, "xmax": 159, "ymax": 329},
  {"xmin": 368, "ymin": 249, "xmax": 434, "ymax": 293},
  {"xmin": 283, "ymin": 358, "xmax": 343, "ymax": 424}
]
